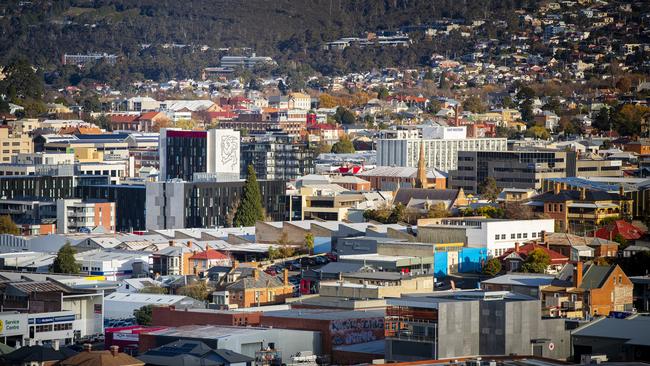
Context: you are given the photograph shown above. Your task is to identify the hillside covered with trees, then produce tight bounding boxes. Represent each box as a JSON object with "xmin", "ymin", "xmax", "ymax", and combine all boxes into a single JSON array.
[{"xmin": 0, "ymin": 0, "xmax": 540, "ymax": 86}]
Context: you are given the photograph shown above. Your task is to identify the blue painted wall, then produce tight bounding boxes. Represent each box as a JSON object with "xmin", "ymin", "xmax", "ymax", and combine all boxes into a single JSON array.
[{"xmin": 458, "ymin": 248, "xmax": 488, "ymax": 273}]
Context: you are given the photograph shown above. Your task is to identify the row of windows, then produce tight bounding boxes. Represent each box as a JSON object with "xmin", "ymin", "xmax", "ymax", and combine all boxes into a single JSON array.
[{"xmin": 494, "ymin": 232, "xmax": 543, "ymax": 241}]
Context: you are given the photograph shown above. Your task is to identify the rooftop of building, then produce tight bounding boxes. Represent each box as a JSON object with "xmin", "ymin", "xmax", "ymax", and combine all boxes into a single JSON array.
[
  {"xmin": 260, "ymin": 308, "xmax": 385, "ymax": 320},
  {"xmin": 572, "ymin": 314, "xmax": 650, "ymax": 346}
]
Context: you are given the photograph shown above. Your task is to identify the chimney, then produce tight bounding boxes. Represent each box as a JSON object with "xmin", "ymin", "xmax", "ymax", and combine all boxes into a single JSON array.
[
  {"xmin": 186, "ymin": 241, "xmax": 192, "ymax": 248},
  {"xmin": 84, "ymin": 344, "xmax": 92, "ymax": 353},
  {"xmin": 541, "ymin": 230, "xmax": 548, "ymax": 244},
  {"xmin": 554, "ymin": 183, "xmax": 561, "ymax": 194},
  {"xmin": 514, "ymin": 242, "xmax": 520, "ymax": 253},
  {"xmin": 574, "ymin": 261, "xmax": 583, "ymax": 288},
  {"xmin": 580, "ymin": 187, "xmax": 586, "ymax": 201},
  {"xmin": 284, "ymin": 269, "xmax": 289, "ymax": 286},
  {"xmin": 253, "ymin": 269, "xmax": 259, "ymax": 280},
  {"xmin": 619, "ymin": 185, "xmax": 624, "ymax": 196},
  {"xmin": 53, "ymin": 340, "xmax": 59, "ymax": 351},
  {"xmin": 110, "ymin": 345, "xmax": 119, "ymax": 357},
  {"xmin": 169, "ymin": 240, "xmax": 174, "ymax": 247},
  {"xmin": 233, "ymin": 261, "xmax": 239, "ymax": 269}
]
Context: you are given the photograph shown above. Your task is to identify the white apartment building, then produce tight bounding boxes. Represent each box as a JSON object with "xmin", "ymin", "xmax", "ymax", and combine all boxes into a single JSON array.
[
  {"xmin": 420, "ymin": 218, "xmax": 555, "ymax": 257},
  {"xmin": 12, "ymin": 152, "xmax": 75, "ymax": 165},
  {"xmin": 75, "ymin": 249, "xmax": 149, "ymax": 281},
  {"xmin": 377, "ymin": 137, "xmax": 507, "ymax": 172}
]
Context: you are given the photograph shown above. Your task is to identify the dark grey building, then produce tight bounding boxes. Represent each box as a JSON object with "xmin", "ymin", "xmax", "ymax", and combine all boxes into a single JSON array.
[
  {"xmin": 146, "ymin": 179, "xmax": 288, "ymax": 229},
  {"xmin": 572, "ymin": 316, "xmax": 650, "ymax": 362},
  {"xmin": 385, "ymin": 291, "xmax": 570, "ymax": 362},
  {"xmin": 240, "ymin": 131, "xmax": 315, "ymax": 181},
  {"xmin": 76, "ymin": 183, "xmax": 147, "ymax": 232},
  {"xmin": 0, "ymin": 175, "xmax": 77, "ymax": 200},
  {"xmin": 450, "ymin": 150, "xmax": 622, "ymax": 193}
]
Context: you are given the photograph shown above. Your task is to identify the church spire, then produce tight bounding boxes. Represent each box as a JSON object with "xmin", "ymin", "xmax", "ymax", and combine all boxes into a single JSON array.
[{"xmin": 416, "ymin": 142, "xmax": 428, "ymax": 189}]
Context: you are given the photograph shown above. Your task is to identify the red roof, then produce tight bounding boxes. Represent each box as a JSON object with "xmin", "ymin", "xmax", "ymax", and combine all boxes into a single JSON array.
[
  {"xmin": 594, "ymin": 220, "xmax": 645, "ymax": 241},
  {"xmin": 189, "ymin": 249, "xmax": 228, "ymax": 260},
  {"xmin": 499, "ymin": 243, "xmax": 569, "ymax": 264},
  {"xmin": 138, "ymin": 111, "xmax": 164, "ymax": 120},
  {"xmin": 110, "ymin": 114, "xmax": 139, "ymax": 123}
]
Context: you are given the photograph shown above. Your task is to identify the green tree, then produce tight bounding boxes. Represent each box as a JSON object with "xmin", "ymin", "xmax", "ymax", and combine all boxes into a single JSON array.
[
  {"xmin": 525, "ymin": 126, "xmax": 551, "ymax": 140},
  {"xmin": 334, "ymin": 107, "xmax": 356, "ymax": 124},
  {"xmin": 376, "ymin": 87, "xmax": 389, "ymax": 100},
  {"xmin": 387, "ymin": 203, "xmax": 406, "ymax": 224},
  {"xmin": 133, "ymin": 305, "xmax": 153, "ymax": 325},
  {"xmin": 479, "ymin": 177, "xmax": 500, "ymax": 203},
  {"xmin": 482, "ymin": 258, "xmax": 502, "ymax": 277},
  {"xmin": 52, "ymin": 242, "xmax": 80, "ymax": 274},
  {"xmin": 331, "ymin": 136, "xmax": 355, "ymax": 154},
  {"xmin": 304, "ymin": 233, "xmax": 314, "ymax": 255},
  {"xmin": 0, "ymin": 215, "xmax": 20, "ymax": 235},
  {"xmin": 427, "ymin": 203, "xmax": 450, "ymax": 218},
  {"xmin": 233, "ymin": 164, "xmax": 265, "ymax": 227},
  {"xmin": 0, "ymin": 58, "xmax": 44, "ymax": 101},
  {"xmin": 463, "ymin": 95, "xmax": 487, "ymax": 113},
  {"xmin": 613, "ymin": 233, "xmax": 628, "ymax": 249},
  {"xmin": 177, "ymin": 282, "xmax": 210, "ymax": 301},
  {"xmin": 521, "ymin": 249, "xmax": 551, "ymax": 273},
  {"xmin": 316, "ymin": 142, "xmax": 332, "ymax": 154}
]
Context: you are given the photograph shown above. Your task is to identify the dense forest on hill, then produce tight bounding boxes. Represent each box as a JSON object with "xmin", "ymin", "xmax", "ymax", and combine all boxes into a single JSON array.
[{"xmin": 0, "ymin": 0, "xmax": 539, "ymax": 85}]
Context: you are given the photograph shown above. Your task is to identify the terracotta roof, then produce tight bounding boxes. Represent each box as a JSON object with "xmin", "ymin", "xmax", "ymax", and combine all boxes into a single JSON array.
[
  {"xmin": 189, "ymin": 249, "xmax": 228, "ymax": 260},
  {"xmin": 110, "ymin": 114, "xmax": 139, "ymax": 123},
  {"xmin": 138, "ymin": 111, "xmax": 164, "ymax": 120},
  {"xmin": 594, "ymin": 220, "xmax": 645, "ymax": 241},
  {"xmin": 499, "ymin": 243, "xmax": 569, "ymax": 264},
  {"xmin": 60, "ymin": 349, "xmax": 144, "ymax": 366}
]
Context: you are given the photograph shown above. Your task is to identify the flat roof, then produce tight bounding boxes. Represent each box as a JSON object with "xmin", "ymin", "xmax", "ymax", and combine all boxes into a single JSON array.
[{"xmin": 261, "ymin": 309, "xmax": 385, "ymax": 320}]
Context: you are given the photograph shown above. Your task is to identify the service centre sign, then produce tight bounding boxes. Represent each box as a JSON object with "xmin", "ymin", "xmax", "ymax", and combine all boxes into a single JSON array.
[{"xmin": 0, "ymin": 313, "xmax": 28, "ymax": 337}]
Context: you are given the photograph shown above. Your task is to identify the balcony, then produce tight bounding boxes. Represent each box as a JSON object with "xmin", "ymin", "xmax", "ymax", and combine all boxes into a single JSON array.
[
  {"xmin": 561, "ymin": 300, "xmax": 582, "ymax": 310},
  {"xmin": 545, "ymin": 296, "xmax": 568, "ymax": 308}
]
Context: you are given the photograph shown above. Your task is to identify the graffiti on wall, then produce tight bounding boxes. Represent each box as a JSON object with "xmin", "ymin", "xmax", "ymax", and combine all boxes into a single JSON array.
[{"xmin": 330, "ymin": 317, "xmax": 384, "ymax": 346}]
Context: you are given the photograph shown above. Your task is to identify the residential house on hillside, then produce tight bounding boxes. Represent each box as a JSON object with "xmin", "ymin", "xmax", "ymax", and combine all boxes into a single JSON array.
[
  {"xmin": 528, "ymin": 187, "xmax": 632, "ymax": 234},
  {"xmin": 219, "ymin": 268, "xmax": 293, "ymax": 308},
  {"xmin": 542, "ymin": 262, "xmax": 634, "ymax": 318},
  {"xmin": 189, "ymin": 249, "xmax": 231, "ymax": 277},
  {"xmin": 498, "ymin": 242, "xmax": 569, "ymax": 273}
]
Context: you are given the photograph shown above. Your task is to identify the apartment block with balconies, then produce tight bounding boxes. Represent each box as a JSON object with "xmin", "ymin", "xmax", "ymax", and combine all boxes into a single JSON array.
[{"xmin": 56, "ymin": 199, "xmax": 115, "ymax": 234}]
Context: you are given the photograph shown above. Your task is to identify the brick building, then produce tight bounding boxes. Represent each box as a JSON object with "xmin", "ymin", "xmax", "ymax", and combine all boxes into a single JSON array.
[
  {"xmin": 223, "ymin": 268, "xmax": 294, "ymax": 308},
  {"xmin": 151, "ymin": 306, "xmax": 260, "ymax": 327},
  {"xmin": 260, "ymin": 309, "xmax": 385, "ymax": 361}
]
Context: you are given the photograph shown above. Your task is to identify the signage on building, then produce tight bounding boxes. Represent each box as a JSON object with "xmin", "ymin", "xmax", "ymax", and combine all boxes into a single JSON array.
[
  {"xmin": 113, "ymin": 332, "xmax": 139, "ymax": 342},
  {"xmin": 0, "ymin": 313, "xmax": 28, "ymax": 337},
  {"xmin": 29, "ymin": 315, "xmax": 76, "ymax": 325}
]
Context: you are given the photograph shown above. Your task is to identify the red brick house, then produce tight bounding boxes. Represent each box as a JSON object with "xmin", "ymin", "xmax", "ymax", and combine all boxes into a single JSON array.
[{"xmin": 498, "ymin": 242, "xmax": 569, "ymax": 273}]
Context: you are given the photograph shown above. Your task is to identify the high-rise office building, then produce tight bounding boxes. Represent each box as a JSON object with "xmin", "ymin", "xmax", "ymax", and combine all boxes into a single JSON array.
[
  {"xmin": 159, "ymin": 128, "xmax": 240, "ymax": 181},
  {"xmin": 377, "ymin": 137, "xmax": 507, "ymax": 172}
]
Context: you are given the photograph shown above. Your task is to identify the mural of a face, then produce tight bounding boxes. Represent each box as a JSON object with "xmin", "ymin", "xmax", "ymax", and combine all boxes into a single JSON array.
[{"xmin": 221, "ymin": 135, "xmax": 238, "ymax": 169}]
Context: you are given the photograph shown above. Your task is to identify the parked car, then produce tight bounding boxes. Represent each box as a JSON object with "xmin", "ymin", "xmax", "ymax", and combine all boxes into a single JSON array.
[
  {"xmin": 287, "ymin": 261, "xmax": 302, "ymax": 271},
  {"xmin": 314, "ymin": 256, "xmax": 328, "ymax": 265},
  {"xmin": 325, "ymin": 253, "xmax": 337, "ymax": 262},
  {"xmin": 264, "ymin": 267, "xmax": 278, "ymax": 276}
]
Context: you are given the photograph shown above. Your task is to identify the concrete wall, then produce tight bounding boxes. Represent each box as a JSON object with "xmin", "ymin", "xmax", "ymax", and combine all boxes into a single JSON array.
[
  {"xmin": 418, "ymin": 226, "xmax": 468, "ymax": 245},
  {"xmin": 438, "ymin": 301, "xmax": 481, "ymax": 358}
]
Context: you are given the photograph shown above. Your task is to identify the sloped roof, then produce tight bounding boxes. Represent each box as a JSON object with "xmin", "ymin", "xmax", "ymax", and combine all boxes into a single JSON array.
[
  {"xmin": 594, "ymin": 220, "xmax": 645, "ymax": 241},
  {"xmin": 226, "ymin": 270, "xmax": 286, "ymax": 290},
  {"xmin": 573, "ymin": 316, "xmax": 650, "ymax": 346},
  {"xmin": 498, "ymin": 243, "xmax": 569, "ymax": 264},
  {"xmin": 532, "ymin": 190, "xmax": 626, "ymax": 203},
  {"xmin": 580, "ymin": 265, "xmax": 614, "ymax": 290},
  {"xmin": 394, "ymin": 188, "xmax": 459, "ymax": 205},
  {"xmin": 189, "ymin": 249, "xmax": 228, "ymax": 260},
  {"xmin": 3, "ymin": 345, "xmax": 75, "ymax": 363},
  {"xmin": 59, "ymin": 349, "xmax": 144, "ymax": 366}
]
